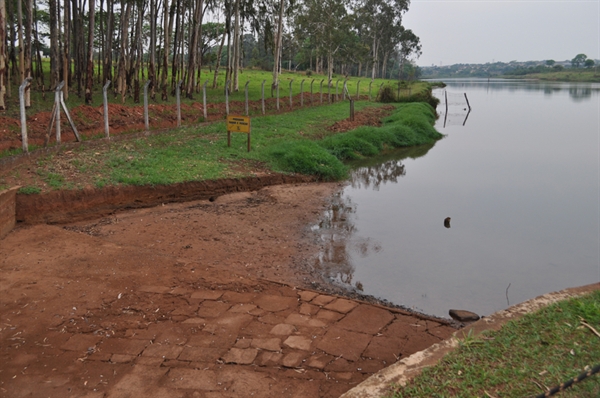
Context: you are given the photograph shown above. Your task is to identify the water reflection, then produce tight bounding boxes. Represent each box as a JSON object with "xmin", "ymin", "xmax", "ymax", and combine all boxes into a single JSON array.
[
  {"xmin": 313, "ymin": 192, "xmax": 360, "ymax": 289},
  {"xmin": 313, "ymin": 145, "xmax": 435, "ymax": 291},
  {"xmin": 569, "ymin": 87, "xmax": 592, "ymax": 102},
  {"xmin": 431, "ymin": 78, "xmax": 600, "ymax": 103},
  {"xmin": 347, "ymin": 144, "xmax": 436, "ymax": 190}
]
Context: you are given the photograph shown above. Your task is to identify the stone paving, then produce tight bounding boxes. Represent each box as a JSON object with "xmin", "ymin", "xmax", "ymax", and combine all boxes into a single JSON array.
[{"xmin": 1, "ymin": 280, "xmax": 455, "ymax": 397}]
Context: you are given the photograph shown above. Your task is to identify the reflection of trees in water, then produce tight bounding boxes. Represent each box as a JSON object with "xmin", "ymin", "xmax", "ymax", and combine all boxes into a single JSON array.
[
  {"xmin": 350, "ymin": 160, "xmax": 406, "ymax": 191},
  {"xmin": 348, "ymin": 143, "xmax": 435, "ymax": 191},
  {"xmin": 313, "ymin": 192, "xmax": 381, "ymax": 291},
  {"xmin": 313, "ymin": 146, "xmax": 436, "ymax": 291},
  {"xmin": 569, "ymin": 87, "xmax": 592, "ymax": 101},
  {"xmin": 437, "ymin": 81, "xmax": 598, "ymax": 103}
]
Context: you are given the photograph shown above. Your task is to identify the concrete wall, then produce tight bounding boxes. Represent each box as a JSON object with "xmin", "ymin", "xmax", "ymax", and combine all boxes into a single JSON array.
[{"xmin": 0, "ymin": 187, "xmax": 20, "ymax": 240}]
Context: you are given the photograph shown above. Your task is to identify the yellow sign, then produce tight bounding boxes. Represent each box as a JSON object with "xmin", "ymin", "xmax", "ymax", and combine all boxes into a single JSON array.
[{"xmin": 227, "ymin": 115, "xmax": 251, "ymax": 133}]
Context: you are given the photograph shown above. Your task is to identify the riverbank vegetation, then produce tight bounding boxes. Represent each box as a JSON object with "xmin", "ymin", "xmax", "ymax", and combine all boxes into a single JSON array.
[
  {"xmin": 2, "ymin": 95, "xmax": 442, "ymax": 193},
  {"xmin": 389, "ymin": 290, "xmax": 600, "ymax": 398},
  {"xmin": 421, "ymin": 54, "xmax": 600, "ymax": 82}
]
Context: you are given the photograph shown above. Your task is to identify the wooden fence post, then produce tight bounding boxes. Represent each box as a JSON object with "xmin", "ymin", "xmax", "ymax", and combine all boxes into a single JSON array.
[
  {"xmin": 19, "ymin": 77, "xmax": 32, "ymax": 152},
  {"xmin": 103, "ymin": 80, "xmax": 111, "ymax": 138}
]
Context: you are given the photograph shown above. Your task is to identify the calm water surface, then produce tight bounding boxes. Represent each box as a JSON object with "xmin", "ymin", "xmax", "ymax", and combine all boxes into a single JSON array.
[{"xmin": 314, "ymin": 79, "xmax": 600, "ymax": 318}]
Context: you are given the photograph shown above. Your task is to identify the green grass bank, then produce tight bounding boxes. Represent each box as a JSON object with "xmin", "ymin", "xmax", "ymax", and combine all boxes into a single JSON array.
[
  {"xmin": 388, "ymin": 290, "xmax": 600, "ymax": 398},
  {"xmin": 4, "ymin": 97, "xmax": 443, "ymax": 193}
]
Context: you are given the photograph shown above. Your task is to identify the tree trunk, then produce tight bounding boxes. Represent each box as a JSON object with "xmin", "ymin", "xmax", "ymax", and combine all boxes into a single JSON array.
[
  {"xmin": 131, "ymin": 1, "xmax": 144, "ymax": 103},
  {"xmin": 17, "ymin": 0, "xmax": 24, "ymax": 91},
  {"xmin": 148, "ymin": 0, "xmax": 156, "ymax": 99},
  {"xmin": 185, "ymin": 0, "xmax": 202, "ymax": 97},
  {"xmin": 0, "ymin": 0, "xmax": 6, "ymax": 109},
  {"xmin": 211, "ymin": 27, "xmax": 226, "ymax": 89},
  {"xmin": 24, "ymin": 0, "xmax": 33, "ymax": 106},
  {"xmin": 62, "ymin": 0, "xmax": 70, "ymax": 99},
  {"xmin": 160, "ymin": 0, "xmax": 170, "ymax": 100},
  {"xmin": 103, "ymin": 0, "xmax": 113, "ymax": 84},
  {"xmin": 116, "ymin": 0, "xmax": 130, "ymax": 102},
  {"xmin": 170, "ymin": 0, "xmax": 181, "ymax": 93},
  {"xmin": 224, "ymin": 27, "xmax": 230, "ymax": 91},
  {"xmin": 49, "ymin": 0, "xmax": 60, "ymax": 88},
  {"xmin": 381, "ymin": 51, "xmax": 389, "ymax": 80},
  {"xmin": 371, "ymin": 35, "xmax": 378, "ymax": 80},
  {"xmin": 33, "ymin": 1, "xmax": 44, "ymax": 87},
  {"xmin": 85, "ymin": 0, "xmax": 95, "ymax": 104},
  {"xmin": 327, "ymin": 51, "xmax": 333, "ymax": 82},
  {"xmin": 232, "ymin": 0, "xmax": 239, "ymax": 91},
  {"xmin": 271, "ymin": 0, "xmax": 284, "ymax": 95}
]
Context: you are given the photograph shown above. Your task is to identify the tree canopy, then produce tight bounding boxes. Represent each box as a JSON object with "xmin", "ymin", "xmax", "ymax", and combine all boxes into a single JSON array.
[{"xmin": 0, "ymin": 0, "xmax": 423, "ymax": 109}]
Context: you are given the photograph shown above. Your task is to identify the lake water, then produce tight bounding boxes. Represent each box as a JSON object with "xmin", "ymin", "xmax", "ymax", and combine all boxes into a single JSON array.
[{"xmin": 313, "ymin": 78, "xmax": 600, "ymax": 318}]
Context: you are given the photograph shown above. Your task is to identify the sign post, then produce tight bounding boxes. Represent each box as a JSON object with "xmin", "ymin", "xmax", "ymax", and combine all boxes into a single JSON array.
[{"xmin": 226, "ymin": 115, "xmax": 251, "ymax": 152}]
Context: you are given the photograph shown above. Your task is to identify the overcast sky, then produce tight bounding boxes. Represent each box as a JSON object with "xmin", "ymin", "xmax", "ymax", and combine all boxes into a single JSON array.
[{"xmin": 402, "ymin": 0, "xmax": 599, "ymax": 66}]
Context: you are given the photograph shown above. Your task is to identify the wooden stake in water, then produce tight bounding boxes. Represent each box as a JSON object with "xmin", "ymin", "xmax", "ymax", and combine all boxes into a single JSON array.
[
  {"xmin": 19, "ymin": 77, "xmax": 32, "ymax": 153},
  {"xmin": 103, "ymin": 80, "xmax": 111, "ymax": 138},
  {"xmin": 464, "ymin": 93, "xmax": 472, "ymax": 111}
]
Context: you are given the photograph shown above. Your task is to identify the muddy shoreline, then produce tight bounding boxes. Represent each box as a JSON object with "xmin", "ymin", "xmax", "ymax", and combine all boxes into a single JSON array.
[
  {"xmin": 1, "ymin": 179, "xmax": 460, "ymax": 397},
  {"xmin": 10, "ymin": 177, "xmax": 456, "ymax": 323}
]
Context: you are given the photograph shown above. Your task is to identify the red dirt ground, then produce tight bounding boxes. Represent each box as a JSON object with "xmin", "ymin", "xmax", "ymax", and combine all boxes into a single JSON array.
[{"xmin": 1, "ymin": 184, "xmax": 457, "ymax": 398}]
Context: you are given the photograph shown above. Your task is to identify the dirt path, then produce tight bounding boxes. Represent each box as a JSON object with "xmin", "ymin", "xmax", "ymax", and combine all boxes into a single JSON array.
[{"xmin": 1, "ymin": 184, "xmax": 457, "ymax": 398}]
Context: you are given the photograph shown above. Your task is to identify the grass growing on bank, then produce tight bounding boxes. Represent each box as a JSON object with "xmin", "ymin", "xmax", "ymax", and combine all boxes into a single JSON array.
[
  {"xmin": 7, "ymin": 100, "xmax": 442, "ymax": 192},
  {"xmin": 389, "ymin": 290, "xmax": 600, "ymax": 398}
]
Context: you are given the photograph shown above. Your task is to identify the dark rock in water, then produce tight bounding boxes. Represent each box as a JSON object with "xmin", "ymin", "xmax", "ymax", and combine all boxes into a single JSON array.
[
  {"xmin": 444, "ymin": 217, "xmax": 451, "ymax": 228},
  {"xmin": 449, "ymin": 309, "xmax": 480, "ymax": 322}
]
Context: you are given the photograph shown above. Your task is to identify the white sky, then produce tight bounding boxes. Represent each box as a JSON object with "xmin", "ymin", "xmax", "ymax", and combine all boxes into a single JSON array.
[{"xmin": 402, "ymin": 0, "xmax": 600, "ymax": 66}]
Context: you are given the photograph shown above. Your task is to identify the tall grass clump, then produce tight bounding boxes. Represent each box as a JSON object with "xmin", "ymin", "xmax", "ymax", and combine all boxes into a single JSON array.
[
  {"xmin": 317, "ymin": 103, "xmax": 443, "ymax": 162},
  {"xmin": 265, "ymin": 140, "xmax": 348, "ymax": 181},
  {"xmin": 319, "ymin": 129, "xmax": 380, "ymax": 160}
]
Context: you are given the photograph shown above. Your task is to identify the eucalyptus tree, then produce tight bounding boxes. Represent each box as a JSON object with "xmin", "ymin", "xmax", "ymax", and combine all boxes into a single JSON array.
[
  {"xmin": 84, "ymin": 0, "xmax": 95, "ymax": 103},
  {"xmin": 355, "ymin": 0, "xmax": 408, "ymax": 79},
  {"xmin": 295, "ymin": 0, "xmax": 350, "ymax": 81},
  {"xmin": 396, "ymin": 27, "xmax": 420, "ymax": 79},
  {"xmin": 0, "ymin": 0, "xmax": 6, "ymax": 109}
]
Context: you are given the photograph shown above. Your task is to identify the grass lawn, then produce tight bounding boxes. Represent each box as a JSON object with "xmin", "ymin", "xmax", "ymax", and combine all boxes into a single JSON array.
[{"xmin": 389, "ymin": 290, "xmax": 600, "ymax": 398}]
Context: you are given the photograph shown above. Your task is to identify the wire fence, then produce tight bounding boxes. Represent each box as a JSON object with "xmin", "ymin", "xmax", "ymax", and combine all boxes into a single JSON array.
[{"xmin": 435, "ymin": 89, "xmax": 472, "ymax": 128}]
